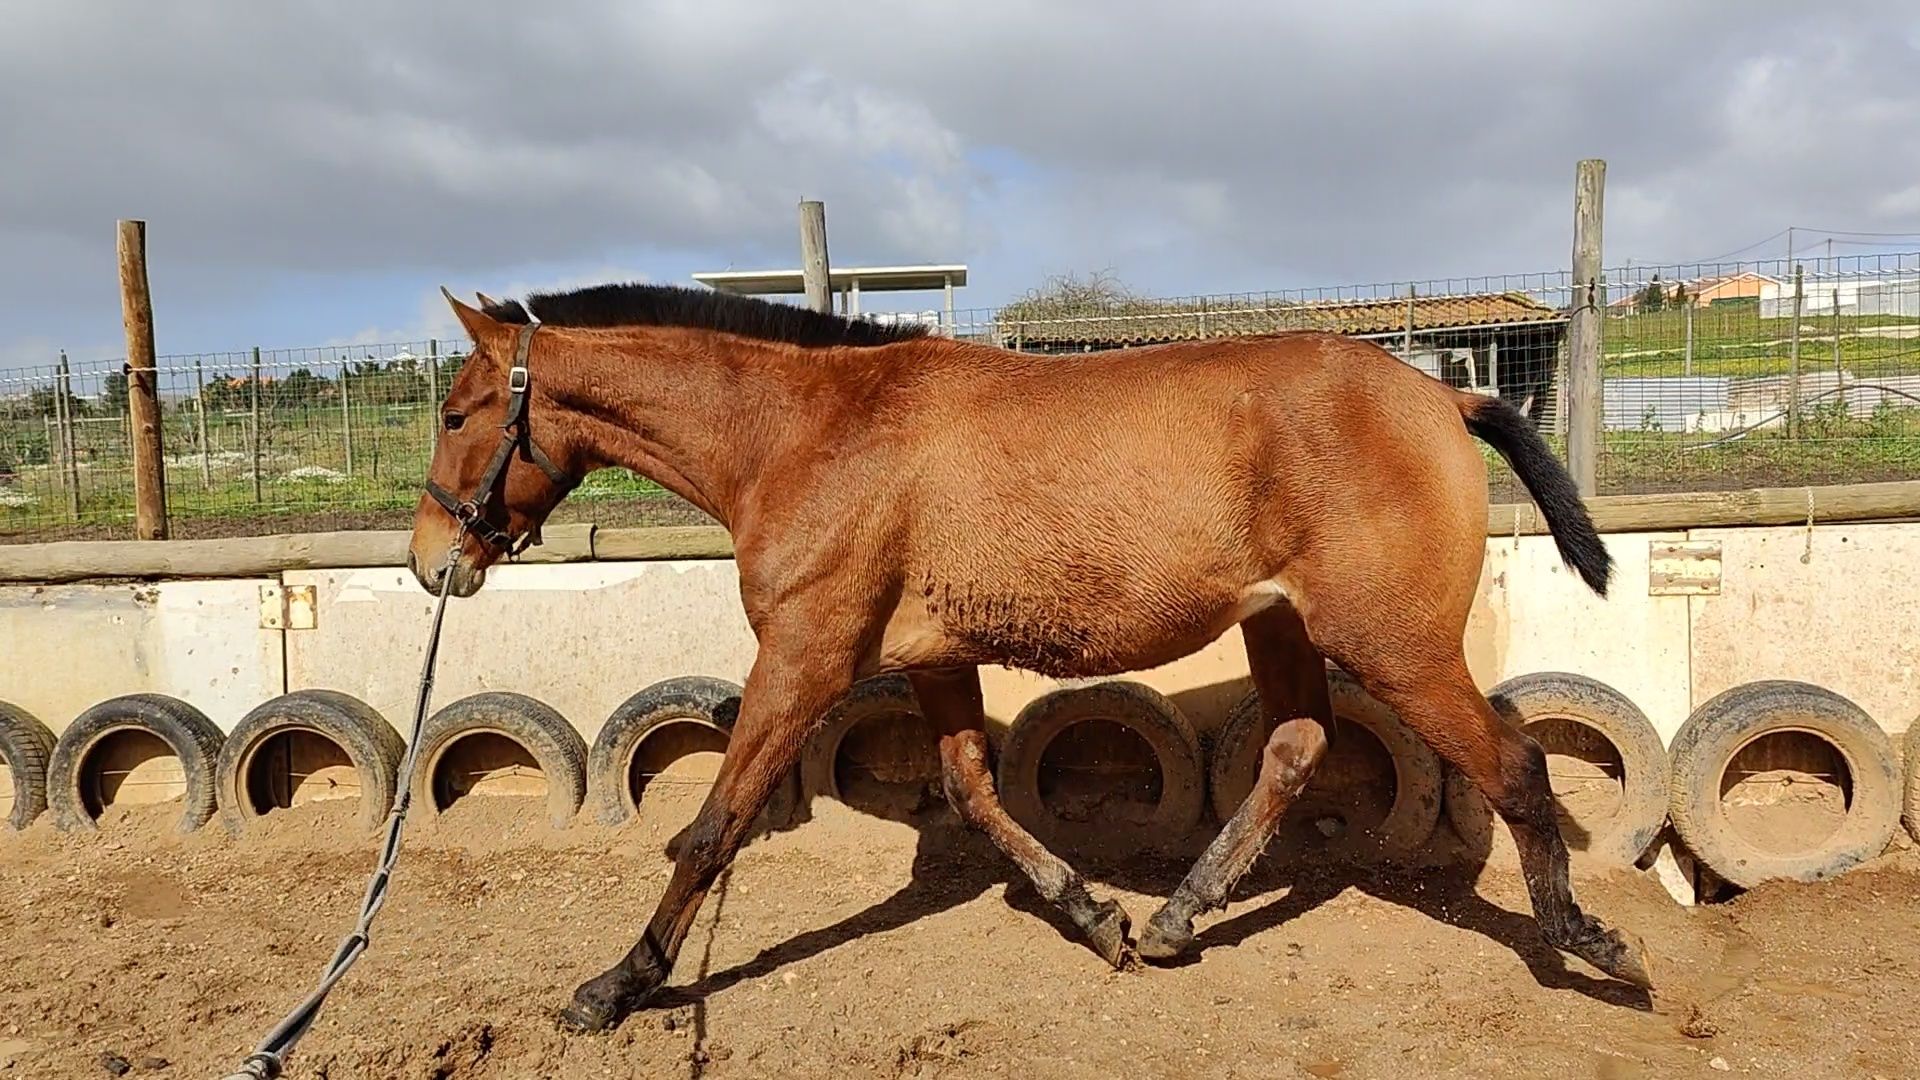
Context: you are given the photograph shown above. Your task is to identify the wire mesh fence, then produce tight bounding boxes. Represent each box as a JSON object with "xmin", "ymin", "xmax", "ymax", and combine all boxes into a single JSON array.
[
  {"xmin": 944, "ymin": 270, "xmax": 1577, "ymax": 503},
  {"xmin": 946, "ymin": 252, "xmax": 1920, "ymax": 501},
  {"xmin": 1593, "ymin": 252, "xmax": 1920, "ymax": 494},
  {"xmin": 2, "ymin": 253, "xmax": 1916, "ymax": 542},
  {"xmin": 0, "ymin": 339, "xmax": 693, "ymax": 541}
]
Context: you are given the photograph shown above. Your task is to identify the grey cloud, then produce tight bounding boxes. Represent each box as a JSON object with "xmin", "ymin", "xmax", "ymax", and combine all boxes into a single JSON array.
[{"xmin": 3, "ymin": 0, "xmax": 1917, "ymax": 359}]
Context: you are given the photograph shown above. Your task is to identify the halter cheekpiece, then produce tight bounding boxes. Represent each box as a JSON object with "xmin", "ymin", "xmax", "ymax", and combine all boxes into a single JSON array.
[{"xmin": 424, "ymin": 322, "xmax": 576, "ymax": 556}]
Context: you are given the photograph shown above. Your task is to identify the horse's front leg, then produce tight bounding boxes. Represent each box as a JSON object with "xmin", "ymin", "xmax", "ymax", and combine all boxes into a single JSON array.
[
  {"xmin": 910, "ymin": 666, "xmax": 1133, "ymax": 968},
  {"xmin": 560, "ymin": 634, "xmax": 854, "ymax": 1033}
]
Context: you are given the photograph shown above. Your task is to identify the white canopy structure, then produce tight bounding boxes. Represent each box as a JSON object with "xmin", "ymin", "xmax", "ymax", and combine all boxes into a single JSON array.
[{"xmin": 691, "ymin": 264, "xmax": 968, "ymax": 327}]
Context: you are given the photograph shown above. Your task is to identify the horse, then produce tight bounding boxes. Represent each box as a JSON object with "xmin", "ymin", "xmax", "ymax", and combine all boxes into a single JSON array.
[{"xmin": 406, "ymin": 281, "xmax": 1653, "ymax": 1034}]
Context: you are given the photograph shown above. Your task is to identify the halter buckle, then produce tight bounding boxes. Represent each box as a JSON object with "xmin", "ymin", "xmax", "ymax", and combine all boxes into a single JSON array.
[{"xmin": 508, "ymin": 365, "xmax": 530, "ymax": 394}]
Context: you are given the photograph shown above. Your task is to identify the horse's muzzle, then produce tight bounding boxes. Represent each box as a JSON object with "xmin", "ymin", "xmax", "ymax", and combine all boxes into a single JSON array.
[{"xmin": 407, "ymin": 548, "xmax": 487, "ymax": 597}]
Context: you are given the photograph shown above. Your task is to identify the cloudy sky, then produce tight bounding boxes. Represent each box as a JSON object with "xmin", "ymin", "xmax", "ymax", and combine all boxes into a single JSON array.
[{"xmin": 4, "ymin": 1, "xmax": 1918, "ymax": 369}]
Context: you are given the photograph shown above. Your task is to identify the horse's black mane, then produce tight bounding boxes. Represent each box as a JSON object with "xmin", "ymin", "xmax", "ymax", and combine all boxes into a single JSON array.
[{"xmin": 480, "ymin": 281, "xmax": 930, "ymax": 348}]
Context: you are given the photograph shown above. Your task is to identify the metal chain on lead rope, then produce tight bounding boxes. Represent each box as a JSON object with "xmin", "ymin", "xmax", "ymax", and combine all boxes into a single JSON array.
[{"xmin": 218, "ymin": 528, "xmax": 466, "ymax": 1080}]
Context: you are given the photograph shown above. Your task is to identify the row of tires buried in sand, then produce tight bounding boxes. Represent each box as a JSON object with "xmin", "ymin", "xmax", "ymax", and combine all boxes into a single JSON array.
[{"xmin": 2, "ymin": 670, "xmax": 1916, "ymax": 893}]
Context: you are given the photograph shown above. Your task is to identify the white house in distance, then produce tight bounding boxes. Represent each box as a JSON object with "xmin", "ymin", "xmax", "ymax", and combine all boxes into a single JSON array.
[
  {"xmin": 1609, "ymin": 270, "xmax": 1781, "ymax": 313},
  {"xmin": 1610, "ymin": 269, "xmax": 1920, "ymax": 318},
  {"xmin": 1758, "ymin": 274, "xmax": 1920, "ymax": 317}
]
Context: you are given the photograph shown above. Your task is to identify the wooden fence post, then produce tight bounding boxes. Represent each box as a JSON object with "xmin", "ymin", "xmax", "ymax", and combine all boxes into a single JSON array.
[
  {"xmin": 117, "ymin": 219, "xmax": 168, "ymax": 538},
  {"xmin": 1683, "ymin": 301, "xmax": 1694, "ymax": 377},
  {"xmin": 250, "ymin": 346, "xmax": 263, "ymax": 503},
  {"xmin": 42, "ymin": 413, "xmax": 57, "ymax": 491},
  {"xmin": 1788, "ymin": 264, "xmax": 1804, "ymax": 439},
  {"xmin": 799, "ymin": 199, "xmax": 832, "ymax": 315},
  {"xmin": 1831, "ymin": 287, "xmax": 1843, "ymax": 383},
  {"xmin": 1567, "ymin": 159, "xmax": 1606, "ymax": 497},
  {"xmin": 56, "ymin": 353, "xmax": 80, "ymax": 521},
  {"xmin": 1403, "ymin": 284, "xmax": 1416, "ymax": 357},
  {"xmin": 193, "ymin": 359, "xmax": 211, "ymax": 488},
  {"xmin": 339, "ymin": 359, "xmax": 355, "ymax": 479},
  {"xmin": 426, "ymin": 338, "xmax": 440, "ymax": 436}
]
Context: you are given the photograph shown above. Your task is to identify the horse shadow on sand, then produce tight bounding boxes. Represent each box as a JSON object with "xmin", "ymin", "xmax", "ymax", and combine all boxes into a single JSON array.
[{"xmin": 656, "ymin": 788, "xmax": 1650, "ymax": 1018}]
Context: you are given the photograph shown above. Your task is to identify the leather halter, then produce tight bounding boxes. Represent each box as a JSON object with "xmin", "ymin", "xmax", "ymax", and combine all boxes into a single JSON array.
[{"xmin": 424, "ymin": 322, "xmax": 576, "ymax": 556}]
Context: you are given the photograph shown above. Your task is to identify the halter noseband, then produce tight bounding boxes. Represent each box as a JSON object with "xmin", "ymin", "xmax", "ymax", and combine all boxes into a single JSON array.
[{"xmin": 424, "ymin": 322, "xmax": 576, "ymax": 557}]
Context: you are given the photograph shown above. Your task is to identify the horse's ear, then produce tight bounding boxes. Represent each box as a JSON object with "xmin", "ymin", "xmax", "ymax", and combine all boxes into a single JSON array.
[
  {"xmin": 442, "ymin": 286, "xmax": 511, "ymax": 356},
  {"xmin": 475, "ymin": 291, "xmax": 499, "ymax": 309}
]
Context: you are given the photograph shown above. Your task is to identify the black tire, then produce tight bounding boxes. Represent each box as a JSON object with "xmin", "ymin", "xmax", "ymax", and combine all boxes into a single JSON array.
[
  {"xmin": 215, "ymin": 690, "xmax": 406, "ymax": 834},
  {"xmin": 1669, "ymin": 680, "xmax": 1901, "ymax": 889},
  {"xmin": 409, "ymin": 691, "xmax": 587, "ymax": 829},
  {"xmin": 45, "ymin": 694, "xmax": 224, "ymax": 834},
  {"xmin": 1442, "ymin": 672, "xmax": 1670, "ymax": 868},
  {"xmin": 998, "ymin": 680, "xmax": 1205, "ymax": 857},
  {"xmin": 588, "ymin": 676, "xmax": 799, "ymax": 830},
  {"xmin": 1901, "ymin": 718, "xmax": 1919, "ymax": 847},
  {"xmin": 1208, "ymin": 668, "xmax": 1441, "ymax": 863},
  {"xmin": 1, "ymin": 701, "xmax": 55, "ymax": 832},
  {"xmin": 800, "ymin": 675, "xmax": 943, "ymax": 822}
]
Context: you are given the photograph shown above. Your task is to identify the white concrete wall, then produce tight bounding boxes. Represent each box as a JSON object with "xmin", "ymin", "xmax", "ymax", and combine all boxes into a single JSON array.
[
  {"xmin": 281, "ymin": 561, "xmax": 757, "ymax": 741},
  {"xmin": 0, "ymin": 579, "xmax": 284, "ymax": 735},
  {"xmin": 1470, "ymin": 531, "xmax": 1695, "ymax": 743},
  {"xmin": 1688, "ymin": 522, "xmax": 1920, "ymax": 735},
  {"xmin": 3, "ymin": 523, "xmax": 1916, "ymax": 743}
]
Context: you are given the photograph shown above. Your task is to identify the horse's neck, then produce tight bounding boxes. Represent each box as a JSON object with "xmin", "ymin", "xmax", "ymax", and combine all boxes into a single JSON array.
[{"xmin": 555, "ymin": 328, "xmax": 799, "ymax": 528}]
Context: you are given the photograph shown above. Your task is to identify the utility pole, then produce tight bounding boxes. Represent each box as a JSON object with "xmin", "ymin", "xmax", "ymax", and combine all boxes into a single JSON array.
[
  {"xmin": 799, "ymin": 199, "xmax": 832, "ymax": 315},
  {"xmin": 117, "ymin": 219, "xmax": 168, "ymax": 538},
  {"xmin": 1567, "ymin": 160, "xmax": 1606, "ymax": 496}
]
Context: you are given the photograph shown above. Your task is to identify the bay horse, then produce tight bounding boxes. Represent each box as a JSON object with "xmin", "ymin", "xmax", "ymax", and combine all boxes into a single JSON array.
[{"xmin": 407, "ymin": 282, "xmax": 1653, "ymax": 1033}]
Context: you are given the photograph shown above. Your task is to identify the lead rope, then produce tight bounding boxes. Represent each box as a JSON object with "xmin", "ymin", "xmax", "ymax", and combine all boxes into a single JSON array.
[{"xmin": 219, "ymin": 529, "xmax": 466, "ymax": 1080}]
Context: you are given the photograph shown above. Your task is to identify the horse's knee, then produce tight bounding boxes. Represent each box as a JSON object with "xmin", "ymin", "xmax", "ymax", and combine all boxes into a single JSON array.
[
  {"xmin": 1261, "ymin": 718, "xmax": 1328, "ymax": 779},
  {"xmin": 672, "ymin": 807, "xmax": 735, "ymax": 884},
  {"xmin": 938, "ymin": 734, "xmax": 998, "ymax": 825}
]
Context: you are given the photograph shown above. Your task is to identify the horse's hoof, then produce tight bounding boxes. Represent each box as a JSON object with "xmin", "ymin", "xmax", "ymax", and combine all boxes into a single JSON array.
[
  {"xmin": 1136, "ymin": 907, "xmax": 1194, "ymax": 964},
  {"xmin": 560, "ymin": 968, "xmax": 652, "ymax": 1034},
  {"xmin": 1570, "ymin": 926, "xmax": 1655, "ymax": 991},
  {"xmin": 1608, "ymin": 931, "xmax": 1655, "ymax": 991},
  {"xmin": 1087, "ymin": 899, "xmax": 1133, "ymax": 970},
  {"xmin": 557, "ymin": 998, "xmax": 622, "ymax": 1035}
]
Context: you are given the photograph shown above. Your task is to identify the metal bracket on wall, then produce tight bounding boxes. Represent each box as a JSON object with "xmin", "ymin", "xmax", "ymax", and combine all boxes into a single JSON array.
[
  {"xmin": 258, "ymin": 583, "xmax": 318, "ymax": 630},
  {"xmin": 1648, "ymin": 540, "xmax": 1722, "ymax": 595}
]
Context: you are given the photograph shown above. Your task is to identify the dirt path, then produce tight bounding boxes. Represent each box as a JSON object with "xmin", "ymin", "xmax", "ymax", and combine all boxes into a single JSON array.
[{"xmin": 1, "ymin": 794, "xmax": 1914, "ymax": 1079}]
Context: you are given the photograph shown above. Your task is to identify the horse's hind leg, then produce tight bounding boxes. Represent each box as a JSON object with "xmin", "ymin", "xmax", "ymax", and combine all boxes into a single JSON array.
[
  {"xmin": 1331, "ymin": 641, "xmax": 1653, "ymax": 990},
  {"xmin": 1139, "ymin": 604, "xmax": 1330, "ymax": 961},
  {"xmin": 910, "ymin": 666, "xmax": 1133, "ymax": 969}
]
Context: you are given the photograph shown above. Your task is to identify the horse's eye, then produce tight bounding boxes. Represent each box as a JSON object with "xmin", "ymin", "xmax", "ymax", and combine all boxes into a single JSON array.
[{"xmin": 443, "ymin": 412, "xmax": 466, "ymax": 432}]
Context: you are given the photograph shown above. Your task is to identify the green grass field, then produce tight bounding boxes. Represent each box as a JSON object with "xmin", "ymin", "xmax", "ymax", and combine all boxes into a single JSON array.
[
  {"xmin": 1603, "ymin": 307, "xmax": 1920, "ymax": 378},
  {"xmin": 0, "ymin": 405, "xmax": 671, "ymax": 539}
]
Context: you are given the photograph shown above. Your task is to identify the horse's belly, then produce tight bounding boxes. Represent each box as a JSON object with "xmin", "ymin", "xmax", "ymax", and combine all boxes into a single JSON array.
[{"xmin": 912, "ymin": 574, "xmax": 1262, "ymax": 679}]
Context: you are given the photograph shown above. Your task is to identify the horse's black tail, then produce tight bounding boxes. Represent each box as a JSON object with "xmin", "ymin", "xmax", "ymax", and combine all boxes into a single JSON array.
[{"xmin": 1458, "ymin": 394, "xmax": 1612, "ymax": 596}]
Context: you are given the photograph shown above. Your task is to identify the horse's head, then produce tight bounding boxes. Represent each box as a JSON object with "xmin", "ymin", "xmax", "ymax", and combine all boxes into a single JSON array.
[{"xmin": 408, "ymin": 289, "xmax": 581, "ymax": 596}]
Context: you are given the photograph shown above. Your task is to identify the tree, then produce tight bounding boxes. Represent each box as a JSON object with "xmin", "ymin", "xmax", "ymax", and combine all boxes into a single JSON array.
[
  {"xmin": 1000, "ymin": 269, "xmax": 1146, "ymax": 319},
  {"xmin": 1635, "ymin": 277, "xmax": 1667, "ymax": 314},
  {"xmin": 101, "ymin": 370, "xmax": 129, "ymax": 415},
  {"xmin": 29, "ymin": 382, "xmax": 80, "ymax": 419},
  {"xmin": 279, "ymin": 367, "xmax": 326, "ymax": 408},
  {"xmin": 201, "ymin": 374, "xmax": 254, "ymax": 413}
]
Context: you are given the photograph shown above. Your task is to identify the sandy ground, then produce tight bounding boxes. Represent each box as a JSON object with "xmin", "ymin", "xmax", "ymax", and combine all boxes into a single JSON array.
[{"xmin": 1, "ymin": 789, "xmax": 1916, "ymax": 1080}]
